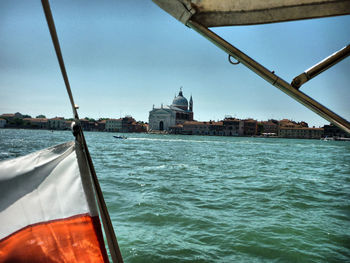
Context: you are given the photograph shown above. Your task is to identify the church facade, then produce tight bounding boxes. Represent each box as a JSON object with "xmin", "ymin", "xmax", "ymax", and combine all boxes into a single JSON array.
[{"xmin": 149, "ymin": 89, "xmax": 193, "ymax": 131}]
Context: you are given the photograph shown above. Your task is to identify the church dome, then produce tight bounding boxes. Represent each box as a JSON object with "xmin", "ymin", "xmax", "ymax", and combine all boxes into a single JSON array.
[{"xmin": 172, "ymin": 90, "xmax": 188, "ymax": 110}]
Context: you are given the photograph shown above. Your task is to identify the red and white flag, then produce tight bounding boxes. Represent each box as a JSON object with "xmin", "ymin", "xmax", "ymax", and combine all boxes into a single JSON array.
[{"xmin": 0, "ymin": 141, "xmax": 109, "ymax": 262}]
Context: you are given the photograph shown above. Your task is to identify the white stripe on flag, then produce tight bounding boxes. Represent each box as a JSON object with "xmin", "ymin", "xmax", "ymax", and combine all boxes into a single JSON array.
[{"xmin": 0, "ymin": 141, "xmax": 96, "ymax": 240}]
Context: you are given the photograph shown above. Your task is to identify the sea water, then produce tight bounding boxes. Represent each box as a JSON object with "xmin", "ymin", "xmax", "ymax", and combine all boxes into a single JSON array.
[{"xmin": 1, "ymin": 129, "xmax": 350, "ymax": 262}]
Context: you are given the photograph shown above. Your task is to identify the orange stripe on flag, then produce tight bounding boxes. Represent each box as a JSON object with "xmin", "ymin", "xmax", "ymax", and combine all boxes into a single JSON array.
[{"xmin": 0, "ymin": 214, "xmax": 109, "ymax": 263}]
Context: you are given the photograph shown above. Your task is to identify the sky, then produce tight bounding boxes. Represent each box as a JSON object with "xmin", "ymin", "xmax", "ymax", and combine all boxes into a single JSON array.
[{"xmin": 1, "ymin": 0, "xmax": 349, "ymax": 127}]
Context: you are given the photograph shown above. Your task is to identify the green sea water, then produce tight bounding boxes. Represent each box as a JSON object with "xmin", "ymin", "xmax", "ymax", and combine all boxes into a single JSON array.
[{"xmin": 1, "ymin": 129, "xmax": 350, "ymax": 262}]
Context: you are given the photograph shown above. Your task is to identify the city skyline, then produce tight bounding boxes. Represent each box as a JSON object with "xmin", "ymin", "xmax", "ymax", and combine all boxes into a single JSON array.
[
  {"xmin": 1, "ymin": 1, "xmax": 349, "ymax": 127},
  {"xmin": 0, "ymin": 110, "xmax": 330, "ymax": 128}
]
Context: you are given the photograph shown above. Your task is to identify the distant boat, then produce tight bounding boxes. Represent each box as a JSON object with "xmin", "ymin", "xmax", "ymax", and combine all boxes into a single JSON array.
[
  {"xmin": 321, "ymin": 136, "xmax": 334, "ymax": 141},
  {"xmin": 321, "ymin": 136, "xmax": 350, "ymax": 141},
  {"xmin": 334, "ymin": 137, "xmax": 350, "ymax": 141},
  {"xmin": 113, "ymin": 135, "xmax": 127, "ymax": 139}
]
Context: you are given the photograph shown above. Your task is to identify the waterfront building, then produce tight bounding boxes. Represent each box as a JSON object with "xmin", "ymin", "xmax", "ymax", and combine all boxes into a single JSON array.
[
  {"xmin": 222, "ymin": 118, "xmax": 243, "ymax": 136},
  {"xmin": 169, "ymin": 124, "xmax": 184, "ymax": 134},
  {"xmin": 279, "ymin": 127, "xmax": 324, "ymax": 139},
  {"xmin": 48, "ymin": 117, "xmax": 65, "ymax": 130},
  {"xmin": 0, "ymin": 112, "xmax": 23, "ymax": 121},
  {"xmin": 79, "ymin": 119, "xmax": 90, "ymax": 131},
  {"xmin": 277, "ymin": 119, "xmax": 323, "ymax": 138},
  {"xmin": 105, "ymin": 119, "xmax": 122, "ymax": 132},
  {"xmin": 124, "ymin": 117, "xmax": 147, "ymax": 133},
  {"xmin": 0, "ymin": 118, "xmax": 6, "ymax": 128},
  {"xmin": 97, "ymin": 120, "xmax": 106, "ymax": 132},
  {"xmin": 259, "ymin": 120, "xmax": 278, "ymax": 136},
  {"xmin": 209, "ymin": 121, "xmax": 225, "ymax": 136},
  {"xmin": 243, "ymin": 119, "xmax": 258, "ymax": 136},
  {"xmin": 23, "ymin": 118, "xmax": 49, "ymax": 129},
  {"xmin": 323, "ymin": 124, "xmax": 350, "ymax": 138},
  {"xmin": 182, "ymin": 121, "xmax": 209, "ymax": 135},
  {"xmin": 79, "ymin": 119, "xmax": 98, "ymax": 131},
  {"xmin": 130, "ymin": 122, "xmax": 146, "ymax": 133},
  {"xmin": 120, "ymin": 116, "xmax": 135, "ymax": 133},
  {"xmin": 105, "ymin": 116, "xmax": 146, "ymax": 133},
  {"xmin": 279, "ymin": 119, "xmax": 298, "ymax": 128},
  {"xmin": 171, "ymin": 118, "xmax": 259, "ymax": 136},
  {"xmin": 149, "ymin": 88, "xmax": 194, "ymax": 131},
  {"xmin": 64, "ymin": 120, "xmax": 73, "ymax": 130},
  {"xmin": 279, "ymin": 119, "xmax": 308, "ymax": 129}
]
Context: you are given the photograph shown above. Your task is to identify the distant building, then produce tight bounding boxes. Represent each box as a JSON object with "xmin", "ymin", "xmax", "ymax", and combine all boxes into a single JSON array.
[
  {"xmin": 279, "ymin": 119, "xmax": 308, "ymax": 129},
  {"xmin": 23, "ymin": 118, "xmax": 48, "ymax": 129},
  {"xmin": 79, "ymin": 119, "xmax": 98, "ymax": 131},
  {"xmin": 105, "ymin": 117, "xmax": 146, "ymax": 133},
  {"xmin": 119, "ymin": 117, "xmax": 147, "ymax": 133},
  {"xmin": 182, "ymin": 121, "xmax": 209, "ymax": 135},
  {"xmin": 131, "ymin": 122, "xmax": 147, "ymax": 133},
  {"xmin": 279, "ymin": 127, "xmax": 324, "ymax": 139},
  {"xmin": 209, "ymin": 121, "xmax": 224, "ymax": 136},
  {"xmin": 105, "ymin": 119, "xmax": 122, "ymax": 132},
  {"xmin": 120, "ymin": 116, "xmax": 135, "ymax": 133},
  {"xmin": 64, "ymin": 121, "xmax": 73, "ymax": 130},
  {"xmin": 49, "ymin": 117, "xmax": 65, "ymax": 130},
  {"xmin": 279, "ymin": 119, "xmax": 298, "ymax": 128},
  {"xmin": 277, "ymin": 119, "xmax": 323, "ymax": 138},
  {"xmin": 0, "ymin": 112, "xmax": 23, "ymax": 121},
  {"xmin": 243, "ymin": 119, "xmax": 257, "ymax": 136},
  {"xmin": 149, "ymin": 88, "xmax": 193, "ymax": 131},
  {"xmin": 170, "ymin": 117, "xmax": 261, "ymax": 137},
  {"xmin": 222, "ymin": 118, "xmax": 243, "ymax": 136},
  {"xmin": 259, "ymin": 120, "xmax": 278, "ymax": 136},
  {"xmin": 0, "ymin": 118, "xmax": 6, "ymax": 128},
  {"xmin": 323, "ymin": 124, "xmax": 349, "ymax": 138},
  {"xmin": 169, "ymin": 124, "xmax": 184, "ymax": 134},
  {"xmin": 97, "ymin": 120, "xmax": 106, "ymax": 132},
  {"xmin": 143, "ymin": 123, "xmax": 149, "ymax": 132}
]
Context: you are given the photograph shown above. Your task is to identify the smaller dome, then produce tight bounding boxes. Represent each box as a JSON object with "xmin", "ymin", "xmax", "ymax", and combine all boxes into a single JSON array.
[{"xmin": 172, "ymin": 90, "xmax": 188, "ymax": 110}]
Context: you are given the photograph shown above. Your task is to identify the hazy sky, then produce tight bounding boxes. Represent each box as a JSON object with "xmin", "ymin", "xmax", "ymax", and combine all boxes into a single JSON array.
[{"xmin": 1, "ymin": 0, "xmax": 349, "ymax": 127}]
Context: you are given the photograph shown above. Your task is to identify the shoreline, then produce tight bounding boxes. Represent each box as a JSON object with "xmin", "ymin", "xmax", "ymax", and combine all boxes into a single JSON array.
[{"xmin": 2, "ymin": 127, "xmax": 346, "ymax": 140}]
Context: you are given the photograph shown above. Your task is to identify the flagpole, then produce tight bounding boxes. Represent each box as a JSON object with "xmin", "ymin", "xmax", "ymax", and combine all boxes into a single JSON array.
[
  {"xmin": 78, "ymin": 129, "xmax": 124, "ymax": 263},
  {"xmin": 41, "ymin": 1, "xmax": 123, "ymax": 262}
]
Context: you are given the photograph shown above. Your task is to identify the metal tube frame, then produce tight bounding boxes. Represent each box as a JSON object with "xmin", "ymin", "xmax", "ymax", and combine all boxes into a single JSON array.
[
  {"xmin": 187, "ymin": 19, "xmax": 350, "ymax": 135},
  {"xmin": 292, "ymin": 44, "xmax": 350, "ymax": 89}
]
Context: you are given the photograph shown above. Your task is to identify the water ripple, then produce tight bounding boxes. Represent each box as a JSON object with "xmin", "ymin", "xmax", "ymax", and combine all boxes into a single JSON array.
[{"xmin": 1, "ymin": 130, "xmax": 350, "ymax": 262}]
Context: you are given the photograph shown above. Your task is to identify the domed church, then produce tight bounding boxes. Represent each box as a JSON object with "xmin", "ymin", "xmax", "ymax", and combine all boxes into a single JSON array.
[{"xmin": 149, "ymin": 88, "xmax": 193, "ymax": 131}]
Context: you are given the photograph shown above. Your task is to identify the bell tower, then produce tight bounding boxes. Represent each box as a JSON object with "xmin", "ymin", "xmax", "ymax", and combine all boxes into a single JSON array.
[{"xmin": 189, "ymin": 95, "xmax": 193, "ymax": 112}]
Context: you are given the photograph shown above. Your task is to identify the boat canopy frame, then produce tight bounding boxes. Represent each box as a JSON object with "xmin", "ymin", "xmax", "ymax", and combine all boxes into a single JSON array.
[{"xmin": 153, "ymin": 0, "xmax": 350, "ymax": 134}]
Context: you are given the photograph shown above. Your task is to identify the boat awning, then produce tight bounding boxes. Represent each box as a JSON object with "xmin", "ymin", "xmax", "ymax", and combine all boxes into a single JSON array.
[
  {"xmin": 153, "ymin": 0, "xmax": 350, "ymax": 27},
  {"xmin": 153, "ymin": 0, "xmax": 350, "ymax": 134}
]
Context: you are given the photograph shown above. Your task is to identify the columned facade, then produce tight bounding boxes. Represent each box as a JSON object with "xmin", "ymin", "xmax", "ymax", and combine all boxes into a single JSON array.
[{"xmin": 148, "ymin": 88, "xmax": 194, "ymax": 131}]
